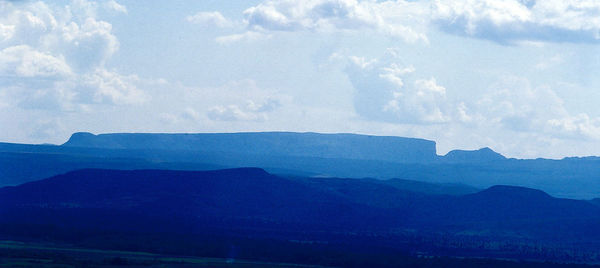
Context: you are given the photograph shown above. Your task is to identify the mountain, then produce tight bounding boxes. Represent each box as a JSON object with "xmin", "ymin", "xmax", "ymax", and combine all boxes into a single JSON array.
[
  {"xmin": 2, "ymin": 168, "xmax": 600, "ymax": 265},
  {"xmin": 447, "ymin": 185, "xmax": 600, "ymax": 221},
  {"xmin": 3, "ymin": 131, "xmax": 600, "ymax": 199},
  {"xmin": 0, "ymin": 168, "xmax": 395, "ymax": 231},
  {"xmin": 441, "ymin": 147, "xmax": 507, "ymax": 163},
  {"xmin": 62, "ymin": 132, "xmax": 438, "ymax": 163},
  {"xmin": 2, "ymin": 169, "xmax": 600, "ymax": 243}
]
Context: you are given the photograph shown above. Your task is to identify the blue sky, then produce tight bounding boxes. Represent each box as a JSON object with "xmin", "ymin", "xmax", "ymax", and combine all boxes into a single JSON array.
[{"xmin": 1, "ymin": 0, "xmax": 600, "ymax": 158}]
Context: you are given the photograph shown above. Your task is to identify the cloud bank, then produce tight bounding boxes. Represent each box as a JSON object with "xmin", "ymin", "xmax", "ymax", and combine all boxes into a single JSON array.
[
  {"xmin": 0, "ymin": 0, "xmax": 143, "ymax": 111},
  {"xmin": 209, "ymin": 0, "xmax": 429, "ymax": 44},
  {"xmin": 433, "ymin": 0, "xmax": 600, "ymax": 44},
  {"xmin": 196, "ymin": 0, "xmax": 600, "ymax": 45}
]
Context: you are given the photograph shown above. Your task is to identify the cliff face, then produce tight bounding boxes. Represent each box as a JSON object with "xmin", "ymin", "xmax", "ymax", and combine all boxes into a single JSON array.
[{"xmin": 63, "ymin": 132, "xmax": 438, "ymax": 163}]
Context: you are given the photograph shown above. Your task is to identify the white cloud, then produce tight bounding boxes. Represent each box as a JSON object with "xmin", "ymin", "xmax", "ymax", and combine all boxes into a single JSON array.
[
  {"xmin": 60, "ymin": 17, "xmax": 119, "ymax": 71},
  {"xmin": 215, "ymin": 31, "xmax": 269, "ymax": 44},
  {"xmin": 465, "ymin": 76, "xmax": 600, "ymax": 141},
  {"xmin": 342, "ymin": 49, "xmax": 600, "ymax": 157},
  {"xmin": 0, "ymin": 45, "xmax": 72, "ymax": 77},
  {"xmin": 187, "ymin": 11, "xmax": 232, "ymax": 28},
  {"xmin": 0, "ymin": 0, "xmax": 147, "ymax": 111},
  {"xmin": 433, "ymin": 0, "xmax": 600, "ymax": 44},
  {"xmin": 547, "ymin": 114, "xmax": 600, "ymax": 140},
  {"xmin": 208, "ymin": 105, "xmax": 267, "ymax": 121},
  {"xmin": 213, "ymin": 0, "xmax": 600, "ymax": 45},
  {"xmin": 383, "ymin": 77, "xmax": 449, "ymax": 124},
  {"xmin": 0, "ymin": 24, "xmax": 15, "ymax": 41},
  {"xmin": 103, "ymin": 0, "xmax": 127, "ymax": 14},
  {"xmin": 207, "ymin": 98, "xmax": 282, "ymax": 122},
  {"xmin": 143, "ymin": 79, "xmax": 289, "ymax": 124},
  {"xmin": 344, "ymin": 50, "xmax": 449, "ymax": 124},
  {"xmin": 79, "ymin": 68, "xmax": 146, "ymax": 105},
  {"xmin": 219, "ymin": 0, "xmax": 428, "ymax": 44}
]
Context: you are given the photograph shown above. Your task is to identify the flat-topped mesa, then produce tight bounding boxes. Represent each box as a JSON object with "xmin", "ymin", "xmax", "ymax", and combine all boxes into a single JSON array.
[
  {"xmin": 63, "ymin": 132, "xmax": 438, "ymax": 163},
  {"xmin": 440, "ymin": 147, "xmax": 506, "ymax": 163}
]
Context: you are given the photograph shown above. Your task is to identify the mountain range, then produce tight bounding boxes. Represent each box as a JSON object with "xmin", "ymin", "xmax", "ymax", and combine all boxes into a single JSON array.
[
  {"xmin": 1, "ymin": 168, "xmax": 599, "ymax": 265},
  {"xmin": 2, "ymin": 132, "xmax": 600, "ymax": 198},
  {"xmin": 3, "ymin": 131, "xmax": 600, "ymax": 265}
]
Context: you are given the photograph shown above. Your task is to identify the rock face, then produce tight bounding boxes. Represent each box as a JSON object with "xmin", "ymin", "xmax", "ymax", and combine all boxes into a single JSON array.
[{"xmin": 63, "ymin": 132, "xmax": 438, "ymax": 163}]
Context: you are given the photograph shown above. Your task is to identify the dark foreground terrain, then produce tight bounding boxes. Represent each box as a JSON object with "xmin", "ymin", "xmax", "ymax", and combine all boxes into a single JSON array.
[
  {"xmin": 1, "ymin": 240, "xmax": 597, "ymax": 268},
  {"xmin": 1, "ymin": 168, "xmax": 600, "ymax": 267}
]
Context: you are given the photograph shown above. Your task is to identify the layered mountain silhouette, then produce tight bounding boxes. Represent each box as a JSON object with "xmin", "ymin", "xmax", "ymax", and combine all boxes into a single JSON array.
[
  {"xmin": 2, "ymin": 132, "xmax": 600, "ymax": 265},
  {"xmin": 2, "ymin": 168, "xmax": 599, "ymax": 236},
  {"xmin": 2, "ymin": 131, "xmax": 600, "ymax": 199},
  {"xmin": 2, "ymin": 168, "xmax": 600, "ymax": 264}
]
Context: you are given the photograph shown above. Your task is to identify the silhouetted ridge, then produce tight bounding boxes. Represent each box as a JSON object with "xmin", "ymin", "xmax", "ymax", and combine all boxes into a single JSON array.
[
  {"xmin": 448, "ymin": 185, "xmax": 600, "ymax": 221},
  {"xmin": 475, "ymin": 185, "xmax": 552, "ymax": 200},
  {"xmin": 62, "ymin": 131, "xmax": 437, "ymax": 163},
  {"xmin": 442, "ymin": 147, "xmax": 506, "ymax": 163},
  {"xmin": 2, "ymin": 167, "xmax": 600, "ymax": 264},
  {"xmin": 0, "ymin": 168, "xmax": 276, "ymax": 207}
]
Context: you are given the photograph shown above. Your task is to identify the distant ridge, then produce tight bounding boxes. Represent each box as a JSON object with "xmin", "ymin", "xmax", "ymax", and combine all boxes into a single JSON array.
[
  {"xmin": 63, "ymin": 131, "xmax": 438, "ymax": 163},
  {"xmin": 6, "ymin": 131, "xmax": 600, "ymax": 199},
  {"xmin": 442, "ymin": 147, "xmax": 506, "ymax": 163},
  {"xmin": 477, "ymin": 185, "xmax": 551, "ymax": 198}
]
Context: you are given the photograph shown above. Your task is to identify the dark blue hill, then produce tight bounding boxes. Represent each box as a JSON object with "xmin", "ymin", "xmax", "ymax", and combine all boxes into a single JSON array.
[
  {"xmin": 0, "ymin": 168, "xmax": 402, "ymax": 231},
  {"xmin": 452, "ymin": 185, "xmax": 599, "ymax": 220},
  {"xmin": 1, "ymin": 168, "xmax": 599, "ymax": 238},
  {"xmin": 2, "ymin": 168, "xmax": 600, "ymax": 264}
]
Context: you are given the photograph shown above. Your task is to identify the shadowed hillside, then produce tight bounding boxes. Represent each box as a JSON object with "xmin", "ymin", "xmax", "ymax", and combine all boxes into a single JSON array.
[{"xmin": 1, "ymin": 168, "xmax": 600, "ymax": 265}]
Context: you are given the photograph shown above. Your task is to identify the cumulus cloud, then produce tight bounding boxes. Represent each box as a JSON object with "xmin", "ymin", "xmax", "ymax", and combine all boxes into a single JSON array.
[
  {"xmin": 79, "ymin": 69, "xmax": 146, "ymax": 105},
  {"xmin": 547, "ymin": 114, "xmax": 600, "ymax": 140},
  {"xmin": 213, "ymin": 0, "xmax": 428, "ymax": 44},
  {"xmin": 0, "ymin": 45, "xmax": 72, "ymax": 77},
  {"xmin": 342, "ymin": 49, "xmax": 600, "ymax": 154},
  {"xmin": 201, "ymin": 0, "xmax": 600, "ymax": 45},
  {"xmin": 465, "ymin": 76, "xmax": 600, "ymax": 140},
  {"xmin": 0, "ymin": 0, "xmax": 147, "ymax": 111},
  {"xmin": 148, "ymin": 80, "xmax": 288, "ymax": 124},
  {"xmin": 187, "ymin": 11, "xmax": 232, "ymax": 28},
  {"xmin": 207, "ymin": 98, "xmax": 281, "ymax": 122},
  {"xmin": 103, "ymin": 0, "xmax": 127, "ymax": 14},
  {"xmin": 207, "ymin": 105, "xmax": 265, "ymax": 121},
  {"xmin": 433, "ymin": 0, "xmax": 600, "ymax": 44},
  {"xmin": 344, "ymin": 51, "xmax": 449, "ymax": 124},
  {"xmin": 215, "ymin": 31, "xmax": 269, "ymax": 44},
  {"xmin": 60, "ymin": 17, "xmax": 119, "ymax": 71}
]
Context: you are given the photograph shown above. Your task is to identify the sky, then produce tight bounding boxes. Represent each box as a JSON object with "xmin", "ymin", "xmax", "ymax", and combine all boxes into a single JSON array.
[{"xmin": 1, "ymin": 0, "xmax": 600, "ymax": 159}]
